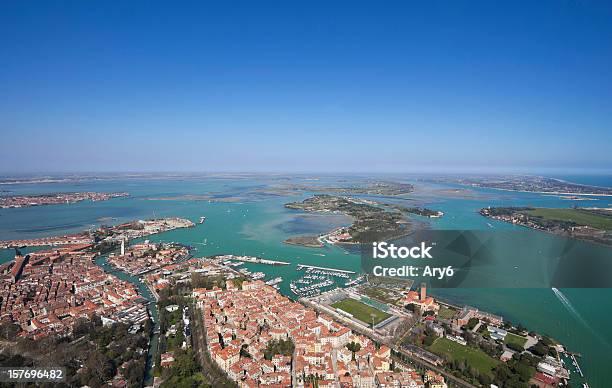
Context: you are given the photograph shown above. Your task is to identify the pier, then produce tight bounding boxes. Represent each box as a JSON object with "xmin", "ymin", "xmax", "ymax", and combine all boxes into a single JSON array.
[
  {"xmin": 296, "ymin": 264, "xmax": 355, "ymax": 274},
  {"xmin": 219, "ymin": 255, "xmax": 290, "ymax": 266},
  {"xmin": 571, "ymin": 354, "xmax": 584, "ymax": 378}
]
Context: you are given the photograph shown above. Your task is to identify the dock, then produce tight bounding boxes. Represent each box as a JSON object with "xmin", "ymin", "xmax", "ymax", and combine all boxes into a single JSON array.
[{"xmin": 296, "ymin": 264, "xmax": 355, "ymax": 274}]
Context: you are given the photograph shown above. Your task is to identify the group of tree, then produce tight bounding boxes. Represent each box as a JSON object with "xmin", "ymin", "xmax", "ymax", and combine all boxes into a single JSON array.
[
  {"xmin": 0, "ymin": 315, "xmax": 149, "ymax": 388},
  {"xmin": 263, "ymin": 339, "xmax": 295, "ymax": 360},
  {"xmin": 528, "ymin": 338, "xmax": 557, "ymax": 358},
  {"xmin": 78, "ymin": 319, "xmax": 149, "ymax": 387},
  {"xmin": 462, "ymin": 317, "xmax": 479, "ymax": 331},
  {"xmin": 191, "ymin": 272, "xmax": 227, "ymax": 290},
  {"xmin": 443, "ymin": 356, "xmax": 489, "ymax": 386},
  {"xmin": 159, "ymin": 349, "xmax": 209, "ymax": 388},
  {"xmin": 491, "ymin": 352, "xmax": 539, "ymax": 388}
]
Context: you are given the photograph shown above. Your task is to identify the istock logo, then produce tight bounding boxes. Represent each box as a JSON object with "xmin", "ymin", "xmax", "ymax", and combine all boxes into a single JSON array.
[{"xmin": 372, "ymin": 241, "xmax": 434, "ymax": 259}]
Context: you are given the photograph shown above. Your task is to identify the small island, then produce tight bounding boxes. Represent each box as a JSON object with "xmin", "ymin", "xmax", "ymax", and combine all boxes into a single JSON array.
[
  {"xmin": 449, "ymin": 175, "xmax": 612, "ymax": 196},
  {"xmin": 0, "ymin": 191, "xmax": 129, "ymax": 208},
  {"xmin": 285, "ymin": 194, "xmax": 410, "ymax": 244},
  {"xmin": 286, "ymin": 180, "xmax": 414, "ymax": 196},
  {"xmin": 283, "ymin": 235, "xmax": 324, "ymax": 248},
  {"xmin": 0, "ymin": 217, "xmax": 195, "ymax": 249}
]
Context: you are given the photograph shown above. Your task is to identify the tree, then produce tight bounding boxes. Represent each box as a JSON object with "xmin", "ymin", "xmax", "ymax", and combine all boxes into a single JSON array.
[
  {"xmin": 507, "ymin": 342, "xmax": 524, "ymax": 352},
  {"xmin": 512, "ymin": 361, "xmax": 534, "ymax": 382},
  {"xmin": 240, "ymin": 344, "xmax": 251, "ymax": 358},
  {"xmin": 494, "ymin": 363, "xmax": 512, "ymax": 382},
  {"xmin": 346, "ymin": 341, "xmax": 361, "ymax": 353},
  {"xmin": 73, "ymin": 318, "xmax": 93, "ymax": 337},
  {"xmin": 173, "ymin": 349, "xmax": 199, "ymax": 377},
  {"xmin": 92, "ymin": 314, "xmax": 103, "ymax": 327},
  {"xmin": 478, "ymin": 373, "xmax": 492, "ymax": 386},
  {"xmin": 528, "ymin": 342, "xmax": 548, "ymax": 357},
  {"xmin": 0, "ymin": 322, "xmax": 20, "ymax": 339},
  {"xmin": 124, "ymin": 359, "xmax": 146, "ymax": 386},
  {"xmin": 540, "ymin": 336, "xmax": 554, "ymax": 347},
  {"xmin": 463, "ymin": 317, "xmax": 479, "ymax": 331},
  {"xmin": 86, "ymin": 350, "xmax": 115, "ymax": 383},
  {"xmin": 423, "ymin": 334, "xmax": 436, "ymax": 347}
]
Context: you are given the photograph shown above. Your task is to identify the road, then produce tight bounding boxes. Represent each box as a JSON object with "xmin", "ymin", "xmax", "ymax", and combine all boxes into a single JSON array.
[{"xmin": 190, "ymin": 303, "xmax": 237, "ymax": 388}]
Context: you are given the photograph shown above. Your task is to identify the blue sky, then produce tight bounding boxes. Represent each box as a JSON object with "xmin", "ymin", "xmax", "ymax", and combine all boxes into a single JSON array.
[{"xmin": 1, "ymin": 1, "xmax": 611, "ymax": 173}]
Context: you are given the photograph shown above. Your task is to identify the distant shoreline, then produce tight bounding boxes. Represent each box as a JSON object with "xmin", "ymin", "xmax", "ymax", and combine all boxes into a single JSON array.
[{"xmin": 482, "ymin": 187, "xmax": 612, "ymax": 197}]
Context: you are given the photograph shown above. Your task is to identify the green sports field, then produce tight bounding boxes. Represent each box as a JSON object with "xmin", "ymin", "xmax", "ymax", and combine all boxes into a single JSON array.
[{"xmin": 331, "ymin": 298, "xmax": 391, "ymax": 325}]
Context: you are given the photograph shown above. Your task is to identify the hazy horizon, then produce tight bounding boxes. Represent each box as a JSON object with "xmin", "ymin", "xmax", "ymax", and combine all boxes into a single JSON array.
[{"xmin": 1, "ymin": 168, "xmax": 611, "ymax": 178}]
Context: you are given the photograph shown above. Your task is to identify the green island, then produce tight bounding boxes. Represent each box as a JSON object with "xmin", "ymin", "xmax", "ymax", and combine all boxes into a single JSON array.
[
  {"xmin": 285, "ymin": 194, "xmax": 410, "ymax": 244},
  {"xmin": 450, "ymin": 175, "xmax": 612, "ymax": 196},
  {"xmin": 480, "ymin": 206, "xmax": 612, "ymax": 246},
  {"xmin": 391, "ymin": 205, "xmax": 444, "ymax": 218},
  {"xmin": 521, "ymin": 208, "xmax": 612, "ymax": 230}
]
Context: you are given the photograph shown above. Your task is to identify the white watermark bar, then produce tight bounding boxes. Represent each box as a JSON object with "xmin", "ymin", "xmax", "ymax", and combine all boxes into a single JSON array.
[
  {"xmin": 361, "ymin": 230, "xmax": 612, "ymax": 288},
  {"xmin": 0, "ymin": 367, "xmax": 66, "ymax": 383}
]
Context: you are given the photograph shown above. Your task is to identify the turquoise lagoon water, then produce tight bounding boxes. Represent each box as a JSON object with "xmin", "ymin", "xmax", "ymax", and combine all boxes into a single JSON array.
[{"xmin": 0, "ymin": 176, "xmax": 611, "ymax": 386}]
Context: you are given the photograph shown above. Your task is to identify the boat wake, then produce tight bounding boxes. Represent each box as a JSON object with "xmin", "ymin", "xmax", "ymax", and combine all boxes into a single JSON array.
[
  {"xmin": 551, "ymin": 288, "xmax": 612, "ymax": 351},
  {"xmin": 552, "ymin": 287, "xmax": 584, "ymax": 323}
]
